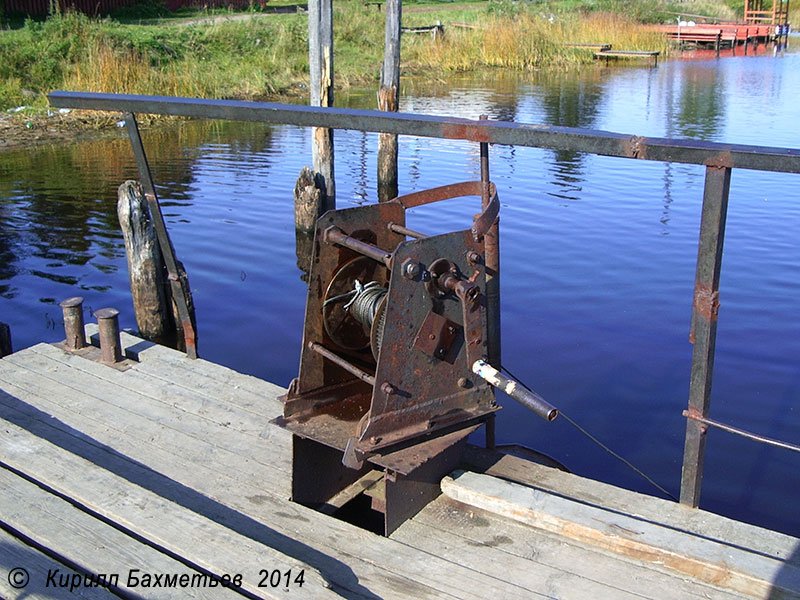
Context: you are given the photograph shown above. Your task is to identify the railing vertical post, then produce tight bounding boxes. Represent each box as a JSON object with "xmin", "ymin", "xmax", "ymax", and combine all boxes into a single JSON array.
[
  {"xmin": 378, "ymin": 0, "xmax": 402, "ymax": 203},
  {"xmin": 479, "ymin": 115, "xmax": 501, "ymax": 371},
  {"xmin": 680, "ymin": 165, "xmax": 731, "ymax": 507},
  {"xmin": 309, "ymin": 0, "xmax": 335, "ymax": 207},
  {"xmin": 125, "ymin": 112, "xmax": 198, "ymax": 359}
]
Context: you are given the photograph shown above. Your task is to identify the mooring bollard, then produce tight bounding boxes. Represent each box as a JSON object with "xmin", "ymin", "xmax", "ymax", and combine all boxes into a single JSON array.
[
  {"xmin": 60, "ymin": 296, "xmax": 87, "ymax": 350},
  {"xmin": 94, "ymin": 308, "xmax": 122, "ymax": 364}
]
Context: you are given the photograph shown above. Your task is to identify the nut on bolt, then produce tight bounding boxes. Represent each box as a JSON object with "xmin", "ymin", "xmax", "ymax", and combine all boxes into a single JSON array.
[
  {"xmin": 381, "ymin": 382, "xmax": 395, "ymax": 395},
  {"xmin": 402, "ymin": 259, "xmax": 421, "ymax": 280}
]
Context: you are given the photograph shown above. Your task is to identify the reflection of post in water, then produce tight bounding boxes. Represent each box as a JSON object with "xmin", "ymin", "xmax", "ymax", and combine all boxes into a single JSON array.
[
  {"xmin": 0, "ymin": 322, "xmax": 11, "ymax": 358},
  {"xmin": 661, "ymin": 162, "xmax": 674, "ymax": 233},
  {"xmin": 673, "ymin": 68, "xmax": 725, "ymax": 140},
  {"xmin": 536, "ymin": 70, "xmax": 605, "ymax": 198}
]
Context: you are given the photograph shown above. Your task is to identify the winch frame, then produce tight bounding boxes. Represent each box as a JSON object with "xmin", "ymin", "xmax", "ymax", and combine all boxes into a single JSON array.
[{"xmin": 275, "ymin": 181, "xmax": 500, "ymax": 534}]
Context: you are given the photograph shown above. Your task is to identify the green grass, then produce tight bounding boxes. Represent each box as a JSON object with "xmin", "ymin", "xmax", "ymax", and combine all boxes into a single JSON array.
[{"xmin": 0, "ymin": 0, "xmax": 788, "ymax": 112}]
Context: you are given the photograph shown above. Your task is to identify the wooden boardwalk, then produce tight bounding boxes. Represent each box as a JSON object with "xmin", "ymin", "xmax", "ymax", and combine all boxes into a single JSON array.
[{"xmin": 1, "ymin": 328, "xmax": 799, "ymax": 599}]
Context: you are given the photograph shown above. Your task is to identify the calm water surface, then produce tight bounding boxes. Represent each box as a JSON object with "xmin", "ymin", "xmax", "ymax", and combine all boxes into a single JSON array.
[{"xmin": 2, "ymin": 51, "xmax": 799, "ymax": 535}]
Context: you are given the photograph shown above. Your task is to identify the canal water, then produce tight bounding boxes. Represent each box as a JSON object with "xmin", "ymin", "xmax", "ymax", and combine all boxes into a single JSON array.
[{"xmin": 2, "ymin": 50, "xmax": 799, "ymax": 536}]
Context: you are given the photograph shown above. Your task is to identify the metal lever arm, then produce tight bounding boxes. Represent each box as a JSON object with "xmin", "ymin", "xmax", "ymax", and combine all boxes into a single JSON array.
[{"xmin": 472, "ymin": 360, "xmax": 558, "ymax": 422}]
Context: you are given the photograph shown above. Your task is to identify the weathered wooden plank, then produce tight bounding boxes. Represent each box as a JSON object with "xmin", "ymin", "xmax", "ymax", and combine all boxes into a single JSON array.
[
  {"xmin": 0, "ymin": 468, "xmax": 241, "ymax": 600},
  {"xmin": 462, "ymin": 445, "xmax": 800, "ymax": 562},
  {"xmin": 0, "ymin": 413, "xmax": 340, "ymax": 599},
  {"xmin": 441, "ymin": 471, "xmax": 800, "ymax": 599},
  {"xmin": 0, "ymin": 379, "xmax": 491, "ymax": 600},
  {"xmin": 0, "ymin": 377, "xmax": 289, "ymax": 507},
  {"xmin": 394, "ymin": 517, "xmax": 641, "ymax": 600},
  {"xmin": 97, "ymin": 326, "xmax": 286, "ymax": 406},
  {"xmin": 0, "ymin": 406, "xmax": 467, "ymax": 600},
  {"xmin": 411, "ymin": 497, "xmax": 746, "ymax": 600},
  {"xmin": 0, "ymin": 383, "xmax": 556, "ymax": 599},
  {"xmin": 30, "ymin": 341, "xmax": 280, "ymax": 435},
  {"xmin": 0, "ymin": 353, "xmax": 291, "ymax": 492},
  {"xmin": 8, "ymin": 344, "xmax": 291, "ymax": 466},
  {"xmin": 0, "ymin": 528, "xmax": 117, "ymax": 600}
]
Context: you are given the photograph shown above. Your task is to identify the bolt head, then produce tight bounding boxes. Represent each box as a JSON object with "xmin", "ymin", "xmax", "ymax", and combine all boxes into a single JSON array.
[{"xmin": 403, "ymin": 260, "xmax": 421, "ymax": 280}]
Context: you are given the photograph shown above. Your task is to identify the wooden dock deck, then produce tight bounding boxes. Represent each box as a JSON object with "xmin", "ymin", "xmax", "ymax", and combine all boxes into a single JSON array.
[{"xmin": 2, "ymin": 328, "xmax": 799, "ymax": 599}]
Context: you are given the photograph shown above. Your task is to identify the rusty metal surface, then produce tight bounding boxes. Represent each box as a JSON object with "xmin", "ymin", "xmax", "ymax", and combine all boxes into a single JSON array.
[
  {"xmin": 50, "ymin": 92, "xmax": 800, "ymax": 174},
  {"xmin": 293, "ymin": 202, "xmax": 405, "ymax": 396},
  {"xmin": 382, "ymin": 426, "xmax": 474, "ymax": 535},
  {"xmin": 412, "ymin": 311, "xmax": 461, "ymax": 361},
  {"xmin": 94, "ymin": 307, "xmax": 123, "ymax": 365},
  {"xmin": 60, "ymin": 296, "xmax": 87, "ymax": 351},
  {"xmin": 324, "ymin": 226, "xmax": 394, "ymax": 268},
  {"xmin": 682, "ymin": 410, "xmax": 800, "ymax": 454},
  {"xmin": 680, "ymin": 165, "xmax": 731, "ymax": 508},
  {"xmin": 358, "ymin": 229, "xmax": 496, "ymax": 451},
  {"xmin": 308, "ymin": 342, "xmax": 376, "ymax": 386}
]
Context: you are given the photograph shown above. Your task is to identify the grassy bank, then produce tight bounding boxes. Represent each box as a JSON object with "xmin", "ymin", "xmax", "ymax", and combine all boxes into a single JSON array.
[{"xmin": 0, "ymin": 0, "xmax": 795, "ymax": 114}]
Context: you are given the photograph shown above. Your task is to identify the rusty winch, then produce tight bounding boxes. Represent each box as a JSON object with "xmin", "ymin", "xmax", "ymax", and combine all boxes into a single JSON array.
[{"xmin": 276, "ymin": 180, "xmax": 557, "ymax": 535}]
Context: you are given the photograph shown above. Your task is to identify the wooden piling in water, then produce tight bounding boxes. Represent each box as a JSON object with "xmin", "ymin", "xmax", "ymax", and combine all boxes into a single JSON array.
[
  {"xmin": 309, "ymin": 0, "xmax": 335, "ymax": 207},
  {"xmin": 294, "ymin": 166, "xmax": 325, "ymax": 277},
  {"xmin": 117, "ymin": 180, "xmax": 196, "ymax": 351},
  {"xmin": 0, "ymin": 322, "xmax": 11, "ymax": 358},
  {"xmin": 377, "ymin": 0, "xmax": 402, "ymax": 203}
]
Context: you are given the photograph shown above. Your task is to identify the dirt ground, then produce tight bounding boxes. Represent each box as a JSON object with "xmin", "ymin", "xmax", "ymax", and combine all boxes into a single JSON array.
[{"xmin": 0, "ymin": 110, "xmax": 127, "ymax": 152}]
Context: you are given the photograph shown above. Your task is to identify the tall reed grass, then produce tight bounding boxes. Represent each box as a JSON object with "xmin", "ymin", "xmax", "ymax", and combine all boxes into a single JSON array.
[{"xmin": 406, "ymin": 12, "xmax": 671, "ymax": 72}]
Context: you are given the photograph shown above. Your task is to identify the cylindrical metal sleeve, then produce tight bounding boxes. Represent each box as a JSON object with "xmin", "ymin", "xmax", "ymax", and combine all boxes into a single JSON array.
[
  {"xmin": 324, "ymin": 227, "xmax": 393, "ymax": 268},
  {"xmin": 60, "ymin": 296, "xmax": 86, "ymax": 350},
  {"xmin": 94, "ymin": 308, "xmax": 123, "ymax": 364},
  {"xmin": 472, "ymin": 360, "xmax": 558, "ymax": 422}
]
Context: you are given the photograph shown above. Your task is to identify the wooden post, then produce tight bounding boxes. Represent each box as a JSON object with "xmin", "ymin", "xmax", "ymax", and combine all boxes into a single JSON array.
[
  {"xmin": 378, "ymin": 0, "xmax": 402, "ymax": 203},
  {"xmin": 679, "ymin": 166, "xmax": 731, "ymax": 508},
  {"xmin": 0, "ymin": 322, "xmax": 11, "ymax": 358},
  {"xmin": 117, "ymin": 180, "xmax": 196, "ymax": 351},
  {"xmin": 309, "ymin": 0, "xmax": 335, "ymax": 208},
  {"xmin": 294, "ymin": 166, "xmax": 325, "ymax": 277}
]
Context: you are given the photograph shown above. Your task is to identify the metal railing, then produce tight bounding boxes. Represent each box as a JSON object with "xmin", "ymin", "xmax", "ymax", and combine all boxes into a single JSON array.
[{"xmin": 48, "ymin": 90, "xmax": 800, "ymax": 507}]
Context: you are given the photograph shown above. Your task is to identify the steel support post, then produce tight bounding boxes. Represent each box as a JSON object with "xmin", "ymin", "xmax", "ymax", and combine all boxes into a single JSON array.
[
  {"xmin": 479, "ymin": 116, "xmax": 501, "ymax": 371},
  {"xmin": 125, "ymin": 112, "xmax": 198, "ymax": 358},
  {"xmin": 679, "ymin": 165, "xmax": 731, "ymax": 507}
]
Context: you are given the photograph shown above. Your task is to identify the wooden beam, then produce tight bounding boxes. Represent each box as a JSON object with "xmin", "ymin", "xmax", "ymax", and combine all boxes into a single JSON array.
[
  {"xmin": 308, "ymin": 0, "xmax": 335, "ymax": 206},
  {"xmin": 442, "ymin": 470, "xmax": 800, "ymax": 599}
]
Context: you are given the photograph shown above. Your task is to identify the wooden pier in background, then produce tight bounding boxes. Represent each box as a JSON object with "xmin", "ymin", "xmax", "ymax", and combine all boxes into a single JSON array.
[{"xmin": 2, "ymin": 327, "xmax": 800, "ymax": 599}]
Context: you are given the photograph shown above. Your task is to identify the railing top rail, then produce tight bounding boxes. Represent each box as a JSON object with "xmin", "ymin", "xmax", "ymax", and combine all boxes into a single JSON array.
[{"xmin": 49, "ymin": 91, "xmax": 800, "ymax": 174}]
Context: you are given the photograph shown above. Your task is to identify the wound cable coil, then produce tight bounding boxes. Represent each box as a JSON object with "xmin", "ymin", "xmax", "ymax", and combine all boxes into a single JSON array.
[
  {"xmin": 344, "ymin": 280, "xmax": 387, "ymax": 329},
  {"xmin": 324, "ymin": 280, "xmax": 388, "ymax": 331}
]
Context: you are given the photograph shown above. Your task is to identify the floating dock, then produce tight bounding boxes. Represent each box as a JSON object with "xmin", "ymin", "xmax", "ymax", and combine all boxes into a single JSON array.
[{"xmin": 2, "ymin": 327, "xmax": 799, "ymax": 599}]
